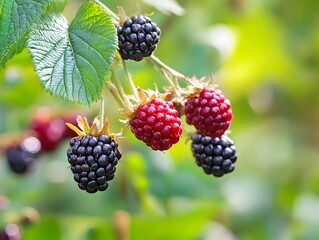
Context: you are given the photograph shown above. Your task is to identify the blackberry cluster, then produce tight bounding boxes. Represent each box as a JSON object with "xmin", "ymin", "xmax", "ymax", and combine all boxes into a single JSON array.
[
  {"xmin": 117, "ymin": 15, "xmax": 161, "ymax": 61},
  {"xmin": 67, "ymin": 134, "xmax": 122, "ymax": 193},
  {"xmin": 191, "ymin": 133, "xmax": 237, "ymax": 177}
]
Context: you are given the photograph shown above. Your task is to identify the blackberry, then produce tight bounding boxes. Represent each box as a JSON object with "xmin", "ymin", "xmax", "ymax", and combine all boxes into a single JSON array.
[
  {"xmin": 129, "ymin": 98, "xmax": 182, "ymax": 151},
  {"xmin": 6, "ymin": 137, "xmax": 41, "ymax": 174},
  {"xmin": 29, "ymin": 107, "xmax": 69, "ymax": 153},
  {"xmin": 117, "ymin": 15, "xmax": 161, "ymax": 61},
  {"xmin": 191, "ymin": 133, "xmax": 237, "ymax": 177},
  {"xmin": 185, "ymin": 88, "xmax": 233, "ymax": 139},
  {"xmin": 67, "ymin": 134, "xmax": 122, "ymax": 193}
]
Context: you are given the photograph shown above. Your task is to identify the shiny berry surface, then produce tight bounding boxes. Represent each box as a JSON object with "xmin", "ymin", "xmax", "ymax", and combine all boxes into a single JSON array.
[
  {"xmin": 191, "ymin": 133, "xmax": 237, "ymax": 177},
  {"xmin": 130, "ymin": 98, "xmax": 182, "ymax": 151},
  {"xmin": 117, "ymin": 15, "xmax": 161, "ymax": 61},
  {"xmin": 185, "ymin": 88, "xmax": 233, "ymax": 138},
  {"xmin": 67, "ymin": 135, "xmax": 122, "ymax": 193}
]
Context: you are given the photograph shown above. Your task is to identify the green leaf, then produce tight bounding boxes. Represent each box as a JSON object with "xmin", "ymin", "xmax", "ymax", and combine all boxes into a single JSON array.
[
  {"xmin": 27, "ymin": 1, "xmax": 118, "ymax": 105},
  {"xmin": 0, "ymin": 0, "xmax": 52, "ymax": 66},
  {"xmin": 47, "ymin": 0, "xmax": 67, "ymax": 13}
]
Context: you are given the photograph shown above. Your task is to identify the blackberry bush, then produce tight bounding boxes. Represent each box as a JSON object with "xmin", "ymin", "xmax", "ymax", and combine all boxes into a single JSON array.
[
  {"xmin": 1, "ymin": 0, "xmax": 239, "ymax": 196},
  {"xmin": 191, "ymin": 133, "xmax": 237, "ymax": 177},
  {"xmin": 117, "ymin": 15, "xmax": 161, "ymax": 61}
]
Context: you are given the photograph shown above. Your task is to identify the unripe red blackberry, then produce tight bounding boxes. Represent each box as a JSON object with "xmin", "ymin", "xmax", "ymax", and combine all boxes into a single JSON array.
[
  {"xmin": 129, "ymin": 98, "xmax": 182, "ymax": 151},
  {"xmin": 185, "ymin": 88, "xmax": 233, "ymax": 138},
  {"xmin": 29, "ymin": 116, "xmax": 65, "ymax": 152},
  {"xmin": 191, "ymin": 133, "xmax": 237, "ymax": 177},
  {"xmin": 117, "ymin": 15, "xmax": 161, "ymax": 61},
  {"xmin": 67, "ymin": 134, "xmax": 122, "ymax": 193}
]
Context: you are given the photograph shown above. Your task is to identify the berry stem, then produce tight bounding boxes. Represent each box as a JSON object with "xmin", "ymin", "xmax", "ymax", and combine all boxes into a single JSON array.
[
  {"xmin": 149, "ymin": 55, "xmax": 187, "ymax": 81},
  {"xmin": 105, "ymin": 82, "xmax": 125, "ymax": 108},
  {"xmin": 109, "ymin": 65, "xmax": 134, "ymax": 112},
  {"xmin": 122, "ymin": 60, "xmax": 139, "ymax": 101},
  {"xmin": 111, "ymin": 65, "xmax": 128, "ymax": 105},
  {"xmin": 161, "ymin": 70, "xmax": 180, "ymax": 95},
  {"xmin": 100, "ymin": 95, "xmax": 105, "ymax": 130}
]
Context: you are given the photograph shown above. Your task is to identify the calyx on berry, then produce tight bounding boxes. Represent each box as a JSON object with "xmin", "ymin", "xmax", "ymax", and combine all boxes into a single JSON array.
[
  {"xmin": 123, "ymin": 87, "xmax": 168, "ymax": 119},
  {"xmin": 66, "ymin": 116, "xmax": 119, "ymax": 140}
]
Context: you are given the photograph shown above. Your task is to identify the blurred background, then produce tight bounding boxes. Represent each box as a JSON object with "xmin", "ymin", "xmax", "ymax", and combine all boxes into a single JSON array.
[{"xmin": 1, "ymin": 0, "xmax": 319, "ymax": 239}]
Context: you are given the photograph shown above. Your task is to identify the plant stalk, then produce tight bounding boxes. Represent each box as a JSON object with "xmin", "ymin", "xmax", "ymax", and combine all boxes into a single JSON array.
[
  {"xmin": 106, "ymin": 82, "xmax": 125, "ymax": 108},
  {"xmin": 100, "ymin": 95, "xmax": 105, "ymax": 129},
  {"xmin": 149, "ymin": 55, "xmax": 188, "ymax": 81},
  {"xmin": 122, "ymin": 60, "xmax": 139, "ymax": 101}
]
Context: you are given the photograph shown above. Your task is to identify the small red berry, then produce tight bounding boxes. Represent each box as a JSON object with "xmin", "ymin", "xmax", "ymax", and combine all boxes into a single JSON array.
[
  {"xmin": 185, "ymin": 88, "xmax": 233, "ymax": 138},
  {"xmin": 129, "ymin": 98, "xmax": 182, "ymax": 151},
  {"xmin": 29, "ymin": 117, "xmax": 65, "ymax": 152}
]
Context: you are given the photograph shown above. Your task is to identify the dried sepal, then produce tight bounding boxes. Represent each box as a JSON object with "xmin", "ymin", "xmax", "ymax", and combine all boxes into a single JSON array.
[
  {"xmin": 76, "ymin": 116, "xmax": 90, "ymax": 134},
  {"xmin": 118, "ymin": 6, "xmax": 128, "ymax": 25},
  {"xmin": 65, "ymin": 123, "xmax": 85, "ymax": 137},
  {"xmin": 137, "ymin": 87, "xmax": 147, "ymax": 105},
  {"xmin": 66, "ymin": 116, "xmax": 119, "ymax": 140},
  {"xmin": 122, "ymin": 87, "xmax": 167, "ymax": 119},
  {"xmin": 184, "ymin": 75, "xmax": 218, "ymax": 99},
  {"xmin": 100, "ymin": 118, "xmax": 110, "ymax": 135},
  {"xmin": 89, "ymin": 118, "xmax": 100, "ymax": 136}
]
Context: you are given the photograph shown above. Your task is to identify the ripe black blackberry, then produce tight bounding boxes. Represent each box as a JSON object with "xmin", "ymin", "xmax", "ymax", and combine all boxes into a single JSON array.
[
  {"xmin": 66, "ymin": 116, "xmax": 122, "ymax": 193},
  {"xmin": 191, "ymin": 133, "xmax": 237, "ymax": 177},
  {"xmin": 6, "ymin": 137, "xmax": 41, "ymax": 174},
  {"xmin": 117, "ymin": 15, "xmax": 161, "ymax": 61},
  {"xmin": 6, "ymin": 146, "xmax": 34, "ymax": 174},
  {"xmin": 67, "ymin": 134, "xmax": 122, "ymax": 193}
]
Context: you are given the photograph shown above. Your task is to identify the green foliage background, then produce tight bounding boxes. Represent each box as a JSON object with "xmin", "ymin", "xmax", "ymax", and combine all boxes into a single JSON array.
[{"xmin": 1, "ymin": 0, "xmax": 319, "ymax": 239}]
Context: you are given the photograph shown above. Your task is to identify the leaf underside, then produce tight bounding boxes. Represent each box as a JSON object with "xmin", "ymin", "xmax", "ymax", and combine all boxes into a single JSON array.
[{"xmin": 27, "ymin": 1, "xmax": 118, "ymax": 105}]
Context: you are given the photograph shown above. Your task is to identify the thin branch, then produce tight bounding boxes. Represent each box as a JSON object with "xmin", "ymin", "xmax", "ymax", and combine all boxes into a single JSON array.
[
  {"xmin": 122, "ymin": 60, "xmax": 139, "ymax": 100},
  {"xmin": 100, "ymin": 95, "xmax": 105, "ymax": 129}
]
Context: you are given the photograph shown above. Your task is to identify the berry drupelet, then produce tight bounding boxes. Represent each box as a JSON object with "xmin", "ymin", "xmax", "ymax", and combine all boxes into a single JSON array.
[
  {"xmin": 191, "ymin": 133, "xmax": 237, "ymax": 177},
  {"xmin": 185, "ymin": 88, "xmax": 233, "ymax": 138},
  {"xmin": 117, "ymin": 15, "xmax": 161, "ymax": 61},
  {"xmin": 129, "ymin": 97, "xmax": 182, "ymax": 151}
]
